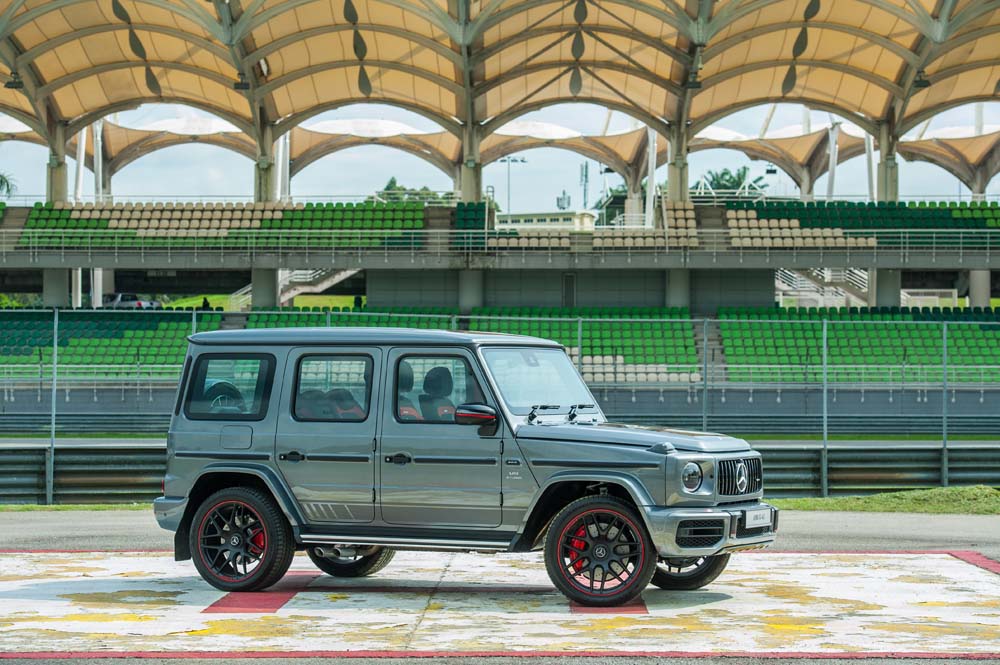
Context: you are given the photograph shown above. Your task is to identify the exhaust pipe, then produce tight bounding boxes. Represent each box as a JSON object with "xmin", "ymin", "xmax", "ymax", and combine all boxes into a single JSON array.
[{"xmin": 314, "ymin": 546, "xmax": 357, "ymax": 559}]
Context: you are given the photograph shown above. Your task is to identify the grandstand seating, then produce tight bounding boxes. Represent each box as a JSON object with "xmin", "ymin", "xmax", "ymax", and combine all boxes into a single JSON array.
[
  {"xmin": 245, "ymin": 307, "xmax": 456, "ymax": 330},
  {"xmin": 728, "ymin": 200, "xmax": 1000, "ymax": 229},
  {"xmin": 0, "ymin": 311, "xmax": 222, "ymax": 369},
  {"xmin": 17, "ymin": 201, "xmax": 426, "ymax": 249},
  {"xmin": 720, "ymin": 307, "xmax": 1000, "ymax": 383}
]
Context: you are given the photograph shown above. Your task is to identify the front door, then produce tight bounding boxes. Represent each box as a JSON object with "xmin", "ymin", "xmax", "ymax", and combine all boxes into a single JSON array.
[
  {"xmin": 275, "ymin": 347, "xmax": 381, "ymax": 523},
  {"xmin": 379, "ymin": 348, "xmax": 503, "ymax": 528}
]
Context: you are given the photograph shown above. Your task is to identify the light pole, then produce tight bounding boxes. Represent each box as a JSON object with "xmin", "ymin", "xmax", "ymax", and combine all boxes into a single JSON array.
[{"xmin": 498, "ymin": 156, "xmax": 527, "ymax": 215}]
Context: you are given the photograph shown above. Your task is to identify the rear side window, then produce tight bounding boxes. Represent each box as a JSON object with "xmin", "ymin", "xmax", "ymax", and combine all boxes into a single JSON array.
[
  {"xmin": 185, "ymin": 354, "xmax": 275, "ymax": 421},
  {"xmin": 294, "ymin": 355, "xmax": 373, "ymax": 422},
  {"xmin": 396, "ymin": 356, "xmax": 485, "ymax": 424}
]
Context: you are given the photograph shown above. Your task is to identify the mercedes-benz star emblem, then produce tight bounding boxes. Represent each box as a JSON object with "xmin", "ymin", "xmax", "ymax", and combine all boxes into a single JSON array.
[
  {"xmin": 735, "ymin": 462, "xmax": 749, "ymax": 493},
  {"xmin": 230, "ymin": 535, "xmax": 242, "ymax": 547},
  {"xmin": 593, "ymin": 545, "xmax": 608, "ymax": 559}
]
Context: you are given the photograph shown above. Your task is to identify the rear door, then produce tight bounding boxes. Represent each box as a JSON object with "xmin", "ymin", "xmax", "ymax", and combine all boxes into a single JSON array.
[
  {"xmin": 275, "ymin": 347, "xmax": 381, "ymax": 523},
  {"xmin": 378, "ymin": 348, "xmax": 503, "ymax": 528}
]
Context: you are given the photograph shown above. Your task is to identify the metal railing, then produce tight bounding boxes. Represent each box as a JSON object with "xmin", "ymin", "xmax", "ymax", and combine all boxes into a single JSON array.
[
  {"xmin": 4, "ymin": 227, "xmax": 1000, "ymax": 261},
  {"xmin": 2, "ymin": 309, "xmax": 999, "ymax": 501}
]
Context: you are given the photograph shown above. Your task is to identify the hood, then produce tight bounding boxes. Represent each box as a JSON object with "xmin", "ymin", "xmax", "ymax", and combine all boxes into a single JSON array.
[{"xmin": 515, "ymin": 421, "xmax": 751, "ymax": 453}]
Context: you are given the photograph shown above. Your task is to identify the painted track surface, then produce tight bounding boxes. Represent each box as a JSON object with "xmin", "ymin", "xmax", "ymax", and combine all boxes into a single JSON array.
[{"xmin": 0, "ymin": 550, "xmax": 999, "ymax": 659}]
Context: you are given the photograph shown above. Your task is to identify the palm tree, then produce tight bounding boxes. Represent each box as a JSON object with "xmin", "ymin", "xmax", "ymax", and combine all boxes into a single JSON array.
[
  {"xmin": 0, "ymin": 172, "xmax": 15, "ymax": 198},
  {"xmin": 700, "ymin": 166, "xmax": 766, "ymax": 192}
]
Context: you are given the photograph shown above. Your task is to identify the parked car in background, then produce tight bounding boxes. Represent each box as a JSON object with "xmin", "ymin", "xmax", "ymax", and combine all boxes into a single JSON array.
[{"xmin": 102, "ymin": 293, "xmax": 162, "ymax": 309}]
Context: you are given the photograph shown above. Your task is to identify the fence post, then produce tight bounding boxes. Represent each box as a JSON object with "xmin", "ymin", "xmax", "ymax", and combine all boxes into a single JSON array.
[
  {"xmin": 577, "ymin": 318, "xmax": 583, "ymax": 373},
  {"xmin": 821, "ymin": 318, "xmax": 829, "ymax": 498},
  {"xmin": 46, "ymin": 308, "xmax": 58, "ymax": 506},
  {"xmin": 701, "ymin": 318, "xmax": 709, "ymax": 431},
  {"xmin": 942, "ymin": 321, "xmax": 949, "ymax": 487},
  {"xmin": 451, "ymin": 315, "xmax": 458, "ymax": 332},
  {"xmin": 191, "ymin": 309, "xmax": 197, "ymax": 335},
  {"xmin": 326, "ymin": 311, "xmax": 332, "ymax": 327}
]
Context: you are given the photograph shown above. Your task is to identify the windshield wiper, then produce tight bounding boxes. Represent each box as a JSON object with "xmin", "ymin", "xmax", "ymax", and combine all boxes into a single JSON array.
[
  {"xmin": 527, "ymin": 404, "xmax": 560, "ymax": 423},
  {"xmin": 567, "ymin": 403, "xmax": 595, "ymax": 422}
]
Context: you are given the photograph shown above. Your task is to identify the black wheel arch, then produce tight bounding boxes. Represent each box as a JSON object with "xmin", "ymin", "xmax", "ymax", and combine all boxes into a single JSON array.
[
  {"xmin": 174, "ymin": 465, "xmax": 303, "ymax": 561},
  {"xmin": 511, "ymin": 475, "xmax": 651, "ymax": 553}
]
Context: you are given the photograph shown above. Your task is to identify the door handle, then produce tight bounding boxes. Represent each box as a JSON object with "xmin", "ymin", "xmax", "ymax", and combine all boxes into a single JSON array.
[
  {"xmin": 385, "ymin": 453, "xmax": 412, "ymax": 465},
  {"xmin": 280, "ymin": 451, "xmax": 305, "ymax": 462}
]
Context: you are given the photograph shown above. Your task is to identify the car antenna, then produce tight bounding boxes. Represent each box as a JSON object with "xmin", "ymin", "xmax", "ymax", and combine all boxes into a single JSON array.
[
  {"xmin": 527, "ymin": 404, "xmax": 559, "ymax": 423},
  {"xmin": 567, "ymin": 403, "xmax": 595, "ymax": 422}
]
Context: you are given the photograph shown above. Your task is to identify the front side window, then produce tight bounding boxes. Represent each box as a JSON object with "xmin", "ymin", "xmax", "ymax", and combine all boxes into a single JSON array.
[
  {"xmin": 481, "ymin": 347, "xmax": 599, "ymax": 417},
  {"xmin": 186, "ymin": 354, "xmax": 275, "ymax": 420},
  {"xmin": 294, "ymin": 355, "xmax": 373, "ymax": 422},
  {"xmin": 397, "ymin": 356, "xmax": 485, "ymax": 423}
]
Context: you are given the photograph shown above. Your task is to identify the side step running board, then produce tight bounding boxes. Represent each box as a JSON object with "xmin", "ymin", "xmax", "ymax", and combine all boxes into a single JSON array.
[{"xmin": 299, "ymin": 533, "xmax": 513, "ymax": 552}]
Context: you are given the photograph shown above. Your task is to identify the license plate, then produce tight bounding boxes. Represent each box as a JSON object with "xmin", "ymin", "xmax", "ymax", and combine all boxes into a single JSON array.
[{"xmin": 744, "ymin": 507, "xmax": 772, "ymax": 529}]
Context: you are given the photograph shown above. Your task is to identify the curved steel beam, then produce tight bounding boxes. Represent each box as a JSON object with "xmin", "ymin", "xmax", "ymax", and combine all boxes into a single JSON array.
[
  {"xmin": 480, "ymin": 135, "xmax": 630, "ymax": 177},
  {"xmin": 472, "ymin": 23, "xmax": 691, "ymax": 67},
  {"xmin": 273, "ymin": 99, "xmax": 462, "ymax": 139},
  {"xmin": 702, "ymin": 20, "xmax": 919, "ymax": 66},
  {"xmin": 109, "ymin": 132, "xmax": 257, "ymax": 175},
  {"xmin": 700, "ymin": 59, "xmax": 905, "ymax": 99},
  {"xmin": 690, "ymin": 98, "xmax": 877, "ymax": 136},
  {"xmin": 66, "ymin": 97, "xmax": 254, "ymax": 136},
  {"xmin": 896, "ymin": 142, "xmax": 977, "ymax": 189},
  {"xmin": 255, "ymin": 59, "xmax": 463, "ymax": 100},
  {"xmin": 15, "ymin": 24, "xmax": 230, "ymax": 70},
  {"xmin": 481, "ymin": 97, "xmax": 671, "ymax": 140},
  {"xmin": 472, "ymin": 0, "xmax": 693, "ymax": 42},
  {"xmin": 37, "ymin": 61, "xmax": 236, "ymax": 101},
  {"xmin": 928, "ymin": 58, "xmax": 1000, "ymax": 84},
  {"xmin": 241, "ymin": 23, "xmax": 461, "ymax": 69},
  {"xmin": 474, "ymin": 60, "xmax": 684, "ymax": 98},
  {"xmin": 0, "ymin": 103, "xmax": 45, "ymax": 135},
  {"xmin": 289, "ymin": 134, "xmax": 455, "ymax": 178}
]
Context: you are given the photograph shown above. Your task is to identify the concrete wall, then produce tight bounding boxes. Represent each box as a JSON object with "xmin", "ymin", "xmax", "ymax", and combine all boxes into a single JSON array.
[
  {"xmin": 366, "ymin": 270, "xmax": 460, "ymax": 309},
  {"xmin": 690, "ymin": 269, "xmax": 775, "ymax": 314},
  {"xmin": 484, "ymin": 270, "xmax": 666, "ymax": 308}
]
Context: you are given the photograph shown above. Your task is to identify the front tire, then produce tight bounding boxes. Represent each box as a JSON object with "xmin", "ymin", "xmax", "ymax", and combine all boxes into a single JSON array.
[
  {"xmin": 189, "ymin": 486, "xmax": 295, "ymax": 592},
  {"xmin": 307, "ymin": 546, "xmax": 396, "ymax": 577},
  {"xmin": 650, "ymin": 554, "xmax": 730, "ymax": 590},
  {"xmin": 543, "ymin": 496, "xmax": 656, "ymax": 607}
]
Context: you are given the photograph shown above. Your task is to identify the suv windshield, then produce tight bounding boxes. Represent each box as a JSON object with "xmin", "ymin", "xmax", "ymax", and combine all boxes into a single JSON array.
[{"xmin": 481, "ymin": 347, "xmax": 600, "ymax": 418}]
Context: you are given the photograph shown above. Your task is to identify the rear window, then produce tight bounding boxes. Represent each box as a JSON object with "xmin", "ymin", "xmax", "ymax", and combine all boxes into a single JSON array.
[
  {"xmin": 185, "ymin": 354, "xmax": 275, "ymax": 421},
  {"xmin": 294, "ymin": 355, "xmax": 373, "ymax": 422}
]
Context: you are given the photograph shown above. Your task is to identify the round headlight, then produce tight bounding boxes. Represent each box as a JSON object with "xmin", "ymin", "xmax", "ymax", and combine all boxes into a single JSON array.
[{"xmin": 681, "ymin": 462, "xmax": 703, "ymax": 491}]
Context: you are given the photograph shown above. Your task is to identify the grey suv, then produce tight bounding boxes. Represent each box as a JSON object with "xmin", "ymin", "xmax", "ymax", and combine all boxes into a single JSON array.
[{"xmin": 154, "ymin": 328, "xmax": 776, "ymax": 607}]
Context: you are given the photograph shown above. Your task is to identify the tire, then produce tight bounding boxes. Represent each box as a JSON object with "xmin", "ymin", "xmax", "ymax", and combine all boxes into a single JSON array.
[
  {"xmin": 543, "ymin": 495, "xmax": 656, "ymax": 607},
  {"xmin": 649, "ymin": 554, "xmax": 731, "ymax": 590},
  {"xmin": 189, "ymin": 486, "xmax": 295, "ymax": 592},
  {"xmin": 306, "ymin": 546, "xmax": 396, "ymax": 577}
]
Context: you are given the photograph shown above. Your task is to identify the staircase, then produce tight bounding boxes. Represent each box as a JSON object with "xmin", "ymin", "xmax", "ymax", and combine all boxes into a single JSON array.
[
  {"xmin": 776, "ymin": 268, "xmax": 869, "ymax": 308},
  {"xmin": 228, "ymin": 269, "xmax": 361, "ymax": 310},
  {"xmin": 0, "ymin": 207, "xmax": 29, "ymax": 252},
  {"xmin": 695, "ymin": 319, "xmax": 727, "ymax": 382}
]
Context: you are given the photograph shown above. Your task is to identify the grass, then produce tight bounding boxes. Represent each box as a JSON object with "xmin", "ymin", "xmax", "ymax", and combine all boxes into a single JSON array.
[
  {"xmin": 0, "ymin": 503, "xmax": 150, "ymax": 512},
  {"xmin": 163, "ymin": 295, "xmax": 231, "ymax": 310},
  {"xmin": 769, "ymin": 485, "xmax": 1000, "ymax": 515}
]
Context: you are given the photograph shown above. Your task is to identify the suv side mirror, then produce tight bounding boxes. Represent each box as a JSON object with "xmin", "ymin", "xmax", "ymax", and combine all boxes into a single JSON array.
[{"xmin": 455, "ymin": 403, "xmax": 499, "ymax": 435}]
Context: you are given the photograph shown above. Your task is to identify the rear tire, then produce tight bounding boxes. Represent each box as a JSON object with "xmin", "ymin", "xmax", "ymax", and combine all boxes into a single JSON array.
[
  {"xmin": 543, "ymin": 496, "xmax": 656, "ymax": 607},
  {"xmin": 649, "ymin": 554, "xmax": 730, "ymax": 590},
  {"xmin": 189, "ymin": 486, "xmax": 294, "ymax": 592},
  {"xmin": 307, "ymin": 546, "xmax": 396, "ymax": 577}
]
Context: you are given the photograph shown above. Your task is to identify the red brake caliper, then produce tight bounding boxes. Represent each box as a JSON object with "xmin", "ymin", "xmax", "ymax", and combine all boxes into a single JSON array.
[
  {"xmin": 249, "ymin": 529, "xmax": 265, "ymax": 554},
  {"xmin": 569, "ymin": 525, "xmax": 587, "ymax": 572}
]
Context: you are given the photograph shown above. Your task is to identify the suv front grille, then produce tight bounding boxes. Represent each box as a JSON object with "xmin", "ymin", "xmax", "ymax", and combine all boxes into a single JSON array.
[
  {"xmin": 676, "ymin": 519, "xmax": 725, "ymax": 548},
  {"xmin": 717, "ymin": 457, "xmax": 763, "ymax": 496}
]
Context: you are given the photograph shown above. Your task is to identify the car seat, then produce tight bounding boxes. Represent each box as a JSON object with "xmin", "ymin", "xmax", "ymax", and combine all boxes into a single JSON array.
[
  {"xmin": 419, "ymin": 366, "xmax": 456, "ymax": 421},
  {"xmin": 296, "ymin": 389, "xmax": 332, "ymax": 419},
  {"xmin": 397, "ymin": 360, "xmax": 422, "ymax": 421},
  {"xmin": 325, "ymin": 389, "xmax": 366, "ymax": 420}
]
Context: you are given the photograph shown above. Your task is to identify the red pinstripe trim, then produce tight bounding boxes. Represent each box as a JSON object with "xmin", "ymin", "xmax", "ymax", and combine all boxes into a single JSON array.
[
  {"xmin": 2, "ymin": 651, "xmax": 1000, "ymax": 660},
  {"xmin": 202, "ymin": 574, "xmax": 321, "ymax": 614},
  {"xmin": 570, "ymin": 599, "xmax": 648, "ymax": 614}
]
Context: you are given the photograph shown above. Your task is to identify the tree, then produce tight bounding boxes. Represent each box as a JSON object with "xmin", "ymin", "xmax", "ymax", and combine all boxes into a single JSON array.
[
  {"xmin": 700, "ymin": 166, "xmax": 766, "ymax": 192},
  {"xmin": 0, "ymin": 172, "xmax": 15, "ymax": 198},
  {"xmin": 375, "ymin": 177, "xmax": 447, "ymax": 204}
]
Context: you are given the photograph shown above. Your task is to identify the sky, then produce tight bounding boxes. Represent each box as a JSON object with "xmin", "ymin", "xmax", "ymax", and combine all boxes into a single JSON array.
[{"xmin": 0, "ymin": 101, "xmax": 998, "ymax": 213}]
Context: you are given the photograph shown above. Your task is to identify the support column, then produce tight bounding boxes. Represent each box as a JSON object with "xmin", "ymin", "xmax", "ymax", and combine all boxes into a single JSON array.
[
  {"xmin": 459, "ymin": 125, "xmax": 482, "ymax": 202},
  {"xmin": 254, "ymin": 126, "xmax": 278, "ymax": 203},
  {"xmin": 667, "ymin": 124, "xmax": 689, "ymax": 202},
  {"xmin": 91, "ymin": 269, "xmax": 105, "ymax": 308},
  {"xmin": 93, "ymin": 119, "xmax": 105, "ymax": 203},
  {"xmin": 869, "ymin": 269, "xmax": 901, "ymax": 307},
  {"xmin": 644, "ymin": 127, "xmax": 657, "ymax": 227},
  {"xmin": 101, "ymin": 168, "xmax": 113, "ymax": 202},
  {"xmin": 666, "ymin": 269, "xmax": 690, "ymax": 309},
  {"xmin": 457, "ymin": 269, "xmax": 484, "ymax": 314},
  {"xmin": 877, "ymin": 122, "xmax": 899, "ymax": 202},
  {"xmin": 101, "ymin": 269, "xmax": 115, "ymax": 295},
  {"xmin": 623, "ymin": 171, "xmax": 643, "ymax": 219},
  {"xmin": 46, "ymin": 124, "xmax": 68, "ymax": 203},
  {"xmin": 798, "ymin": 169, "xmax": 815, "ymax": 202},
  {"xmin": 70, "ymin": 269, "xmax": 83, "ymax": 309},
  {"xmin": 969, "ymin": 270, "xmax": 991, "ymax": 308},
  {"xmin": 251, "ymin": 269, "xmax": 279, "ymax": 309},
  {"xmin": 42, "ymin": 269, "xmax": 70, "ymax": 308}
]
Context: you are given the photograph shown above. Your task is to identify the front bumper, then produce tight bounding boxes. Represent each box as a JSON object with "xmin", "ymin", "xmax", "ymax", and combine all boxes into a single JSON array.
[
  {"xmin": 153, "ymin": 496, "xmax": 187, "ymax": 532},
  {"xmin": 643, "ymin": 501, "xmax": 778, "ymax": 557}
]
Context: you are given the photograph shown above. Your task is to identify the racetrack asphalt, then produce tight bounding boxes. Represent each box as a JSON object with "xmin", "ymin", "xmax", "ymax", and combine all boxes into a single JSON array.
[{"xmin": 1, "ymin": 509, "xmax": 998, "ymax": 665}]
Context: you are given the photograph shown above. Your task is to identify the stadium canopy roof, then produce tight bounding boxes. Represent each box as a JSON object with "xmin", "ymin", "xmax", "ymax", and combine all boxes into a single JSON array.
[
  {"xmin": 897, "ymin": 129, "xmax": 1000, "ymax": 192},
  {"xmin": 0, "ymin": 0, "xmax": 998, "ymax": 153}
]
